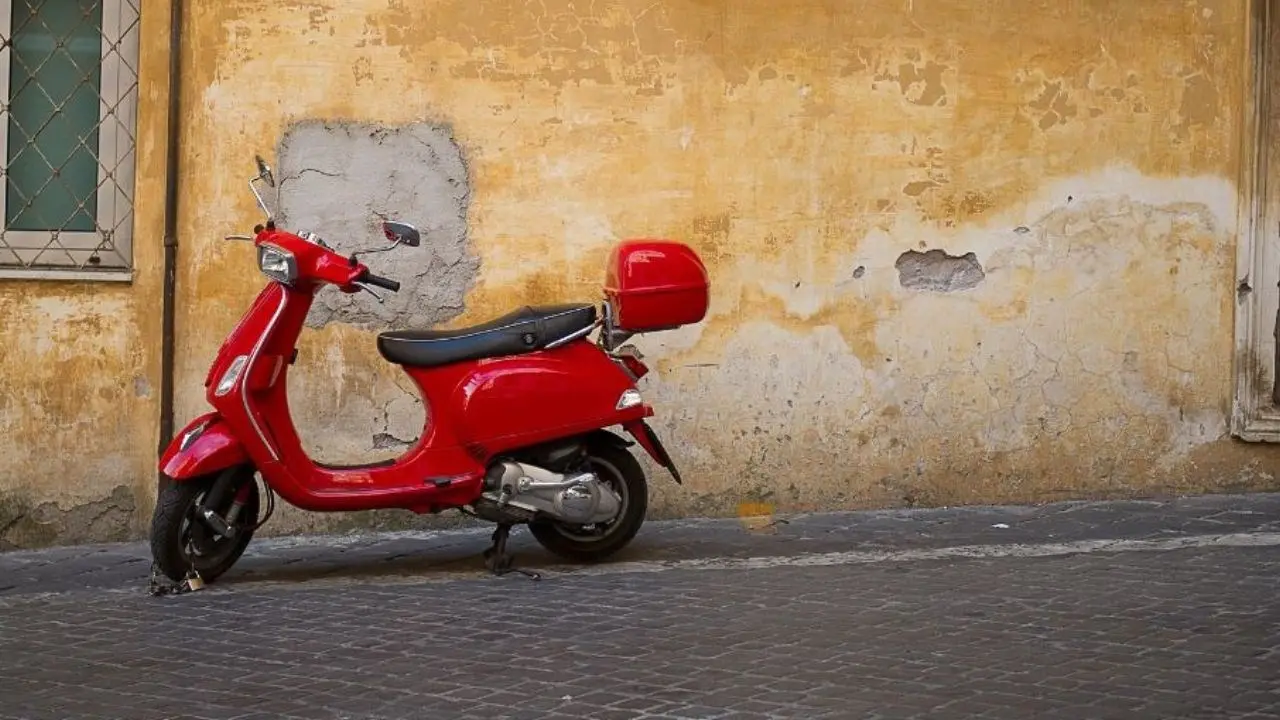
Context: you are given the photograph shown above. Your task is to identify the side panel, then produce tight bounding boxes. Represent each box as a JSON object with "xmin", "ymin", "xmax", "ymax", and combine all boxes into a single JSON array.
[
  {"xmin": 159, "ymin": 413, "xmax": 250, "ymax": 480},
  {"xmin": 427, "ymin": 340, "xmax": 651, "ymax": 452}
]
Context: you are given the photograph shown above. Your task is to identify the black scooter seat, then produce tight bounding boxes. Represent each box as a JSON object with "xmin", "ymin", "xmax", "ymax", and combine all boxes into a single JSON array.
[{"xmin": 376, "ymin": 304, "xmax": 597, "ymax": 368}]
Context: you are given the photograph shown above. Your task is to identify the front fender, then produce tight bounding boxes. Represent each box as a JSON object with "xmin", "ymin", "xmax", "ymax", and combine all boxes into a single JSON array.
[{"xmin": 159, "ymin": 412, "xmax": 250, "ymax": 480}]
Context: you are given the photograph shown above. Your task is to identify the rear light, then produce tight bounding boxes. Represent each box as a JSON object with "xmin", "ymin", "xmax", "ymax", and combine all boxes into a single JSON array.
[
  {"xmin": 614, "ymin": 344, "xmax": 649, "ymax": 380},
  {"xmin": 616, "ymin": 389, "xmax": 644, "ymax": 410}
]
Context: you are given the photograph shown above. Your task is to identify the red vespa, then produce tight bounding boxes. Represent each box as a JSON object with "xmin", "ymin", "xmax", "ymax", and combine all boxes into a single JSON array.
[{"xmin": 150, "ymin": 155, "xmax": 709, "ymax": 585}]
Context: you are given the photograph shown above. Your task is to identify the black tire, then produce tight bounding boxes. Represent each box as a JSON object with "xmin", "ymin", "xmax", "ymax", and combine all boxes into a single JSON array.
[
  {"xmin": 149, "ymin": 466, "xmax": 260, "ymax": 583},
  {"xmin": 528, "ymin": 442, "xmax": 648, "ymax": 562}
]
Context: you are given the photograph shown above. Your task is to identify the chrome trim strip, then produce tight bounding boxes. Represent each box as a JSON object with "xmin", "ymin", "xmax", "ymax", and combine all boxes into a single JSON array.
[
  {"xmin": 240, "ymin": 289, "xmax": 288, "ymax": 462},
  {"xmin": 545, "ymin": 321, "xmax": 599, "ymax": 349}
]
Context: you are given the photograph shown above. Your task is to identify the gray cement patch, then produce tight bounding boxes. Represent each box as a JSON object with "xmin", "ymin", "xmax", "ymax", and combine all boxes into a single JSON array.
[
  {"xmin": 275, "ymin": 121, "xmax": 480, "ymax": 330},
  {"xmin": 895, "ymin": 247, "xmax": 986, "ymax": 291}
]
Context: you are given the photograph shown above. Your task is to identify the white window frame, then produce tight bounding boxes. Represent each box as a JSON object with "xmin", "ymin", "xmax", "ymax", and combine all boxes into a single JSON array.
[
  {"xmin": 1234, "ymin": 0, "xmax": 1280, "ymax": 441},
  {"xmin": 0, "ymin": 0, "xmax": 138, "ymax": 281}
]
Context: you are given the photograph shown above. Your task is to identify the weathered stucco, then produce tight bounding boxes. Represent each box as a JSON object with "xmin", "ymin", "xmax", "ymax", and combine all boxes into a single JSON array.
[
  {"xmin": 5, "ymin": 0, "xmax": 1280, "ymax": 547},
  {"xmin": 0, "ymin": 0, "xmax": 172, "ymax": 549}
]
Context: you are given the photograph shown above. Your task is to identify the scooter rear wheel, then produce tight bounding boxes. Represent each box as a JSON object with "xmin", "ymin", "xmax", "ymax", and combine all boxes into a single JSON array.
[
  {"xmin": 528, "ymin": 443, "xmax": 648, "ymax": 562},
  {"xmin": 149, "ymin": 466, "xmax": 260, "ymax": 584}
]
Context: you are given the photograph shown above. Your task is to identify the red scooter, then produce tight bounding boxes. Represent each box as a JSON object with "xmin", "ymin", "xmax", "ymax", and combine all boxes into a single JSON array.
[{"xmin": 150, "ymin": 156, "xmax": 709, "ymax": 585}]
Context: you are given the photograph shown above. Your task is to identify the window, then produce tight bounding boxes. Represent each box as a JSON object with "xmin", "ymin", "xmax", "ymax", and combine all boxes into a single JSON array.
[
  {"xmin": 0, "ymin": 0, "xmax": 138, "ymax": 280},
  {"xmin": 1235, "ymin": 0, "xmax": 1280, "ymax": 441}
]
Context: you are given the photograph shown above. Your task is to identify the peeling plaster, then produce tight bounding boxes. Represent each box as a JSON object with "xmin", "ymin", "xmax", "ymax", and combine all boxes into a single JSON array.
[
  {"xmin": 276, "ymin": 121, "xmax": 480, "ymax": 331},
  {"xmin": 895, "ymin": 249, "xmax": 986, "ymax": 292},
  {"xmin": 641, "ymin": 169, "xmax": 1250, "ymax": 514},
  {"xmin": 0, "ymin": 486, "xmax": 137, "ymax": 551}
]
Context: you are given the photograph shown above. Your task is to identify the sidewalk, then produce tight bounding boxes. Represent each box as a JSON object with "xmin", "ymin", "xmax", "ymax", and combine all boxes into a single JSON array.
[
  {"xmin": 2, "ymin": 493, "xmax": 1279, "ymax": 719},
  {"xmin": 4, "ymin": 492, "xmax": 1280, "ymax": 600}
]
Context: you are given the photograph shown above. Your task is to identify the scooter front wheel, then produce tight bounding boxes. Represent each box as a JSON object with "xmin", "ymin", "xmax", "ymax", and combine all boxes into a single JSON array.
[
  {"xmin": 528, "ymin": 443, "xmax": 648, "ymax": 562},
  {"xmin": 149, "ymin": 466, "xmax": 260, "ymax": 584}
]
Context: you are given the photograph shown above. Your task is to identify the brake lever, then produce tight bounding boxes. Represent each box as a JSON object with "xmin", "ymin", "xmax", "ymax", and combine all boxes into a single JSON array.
[{"xmin": 353, "ymin": 281, "xmax": 386, "ymax": 304}]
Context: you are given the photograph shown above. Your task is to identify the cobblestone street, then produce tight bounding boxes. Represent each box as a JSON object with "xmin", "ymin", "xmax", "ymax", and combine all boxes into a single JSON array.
[{"xmin": 2, "ymin": 495, "xmax": 1279, "ymax": 719}]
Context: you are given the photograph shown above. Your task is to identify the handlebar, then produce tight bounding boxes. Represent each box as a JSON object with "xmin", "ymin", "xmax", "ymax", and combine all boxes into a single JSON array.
[{"xmin": 360, "ymin": 270, "xmax": 400, "ymax": 293}]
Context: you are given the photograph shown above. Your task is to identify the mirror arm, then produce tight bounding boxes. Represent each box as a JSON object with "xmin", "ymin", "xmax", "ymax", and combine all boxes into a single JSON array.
[
  {"xmin": 248, "ymin": 176, "xmax": 272, "ymax": 221},
  {"xmin": 351, "ymin": 238, "xmax": 402, "ymax": 265}
]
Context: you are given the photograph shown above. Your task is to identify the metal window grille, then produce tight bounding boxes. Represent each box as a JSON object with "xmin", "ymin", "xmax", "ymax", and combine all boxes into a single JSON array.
[{"xmin": 0, "ymin": 0, "xmax": 139, "ymax": 280}]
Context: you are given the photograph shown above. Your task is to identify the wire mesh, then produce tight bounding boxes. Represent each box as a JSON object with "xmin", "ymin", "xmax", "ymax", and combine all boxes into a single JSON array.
[{"xmin": 0, "ymin": 0, "xmax": 139, "ymax": 274}]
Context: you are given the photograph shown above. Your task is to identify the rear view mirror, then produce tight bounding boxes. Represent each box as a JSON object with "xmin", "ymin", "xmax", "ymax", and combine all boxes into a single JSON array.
[
  {"xmin": 382, "ymin": 220, "xmax": 420, "ymax": 247},
  {"xmin": 254, "ymin": 154, "xmax": 275, "ymax": 188}
]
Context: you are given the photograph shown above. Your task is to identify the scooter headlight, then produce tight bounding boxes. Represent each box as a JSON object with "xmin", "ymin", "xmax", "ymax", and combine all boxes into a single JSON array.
[{"xmin": 257, "ymin": 244, "xmax": 298, "ymax": 285}]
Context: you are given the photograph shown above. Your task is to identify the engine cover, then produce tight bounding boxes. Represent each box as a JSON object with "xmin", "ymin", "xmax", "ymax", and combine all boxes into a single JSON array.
[{"xmin": 482, "ymin": 461, "xmax": 622, "ymax": 525}]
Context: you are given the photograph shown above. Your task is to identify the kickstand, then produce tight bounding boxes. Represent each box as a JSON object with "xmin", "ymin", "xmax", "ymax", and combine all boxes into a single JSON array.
[{"xmin": 483, "ymin": 524, "xmax": 541, "ymax": 581}]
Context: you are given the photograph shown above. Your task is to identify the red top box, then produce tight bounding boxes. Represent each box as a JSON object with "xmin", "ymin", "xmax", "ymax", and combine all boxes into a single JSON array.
[{"xmin": 603, "ymin": 239, "xmax": 710, "ymax": 333}]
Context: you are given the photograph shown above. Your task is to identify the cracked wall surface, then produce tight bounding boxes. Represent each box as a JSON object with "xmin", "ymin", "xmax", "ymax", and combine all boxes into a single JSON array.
[
  {"xmin": 0, "ymin": 486, "xmax": 137, "ymax": 551},
  {"xmin": 276, "ymin": 121, "xmax": 479, "ymax": 332},
  {"xmin": 6, "ymin": 0, "xmax": 1280, "ymax": 548}
]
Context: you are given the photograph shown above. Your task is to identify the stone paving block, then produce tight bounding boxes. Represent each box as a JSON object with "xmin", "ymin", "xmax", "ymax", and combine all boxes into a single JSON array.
[{"xmin": 1, "ymin": 498, "xmax": 1279, "ymax": 718}]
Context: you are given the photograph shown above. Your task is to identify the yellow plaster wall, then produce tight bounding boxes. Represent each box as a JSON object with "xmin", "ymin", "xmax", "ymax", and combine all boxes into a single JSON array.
[
  {"xmin": 0, "ymin": 0, "xmax": 171, "ymax": 547},
  {"xmin": 167, "ymin": 0, "xmax": 1280, "ymax": 534},
  {"xmin": 9, "ymin": 0, "xmax": 1280, "ymax": 548}
]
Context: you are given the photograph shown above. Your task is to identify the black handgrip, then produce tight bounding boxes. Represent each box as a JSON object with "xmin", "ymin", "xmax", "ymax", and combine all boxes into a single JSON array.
[{"xmin": 362, "ymin": 272, "xmax": 400, "ymax": 292}]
